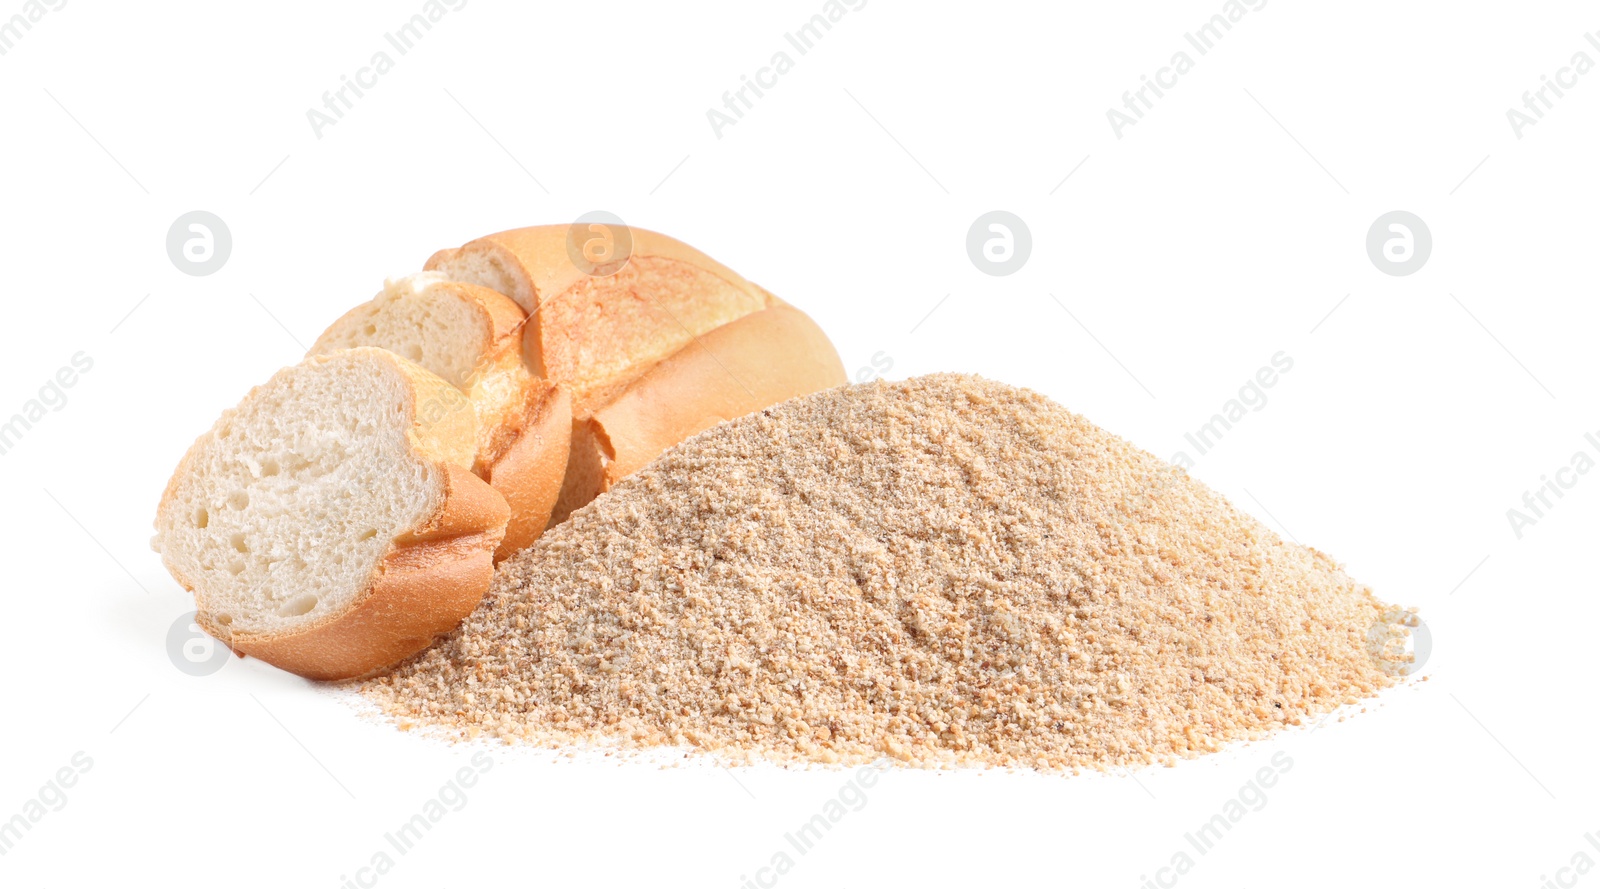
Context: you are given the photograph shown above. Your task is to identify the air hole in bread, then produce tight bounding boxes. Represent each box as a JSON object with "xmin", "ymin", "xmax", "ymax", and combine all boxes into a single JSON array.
[
  {"xmin": 153, "ymin": 350, "xmax": 468, "ymax": 641},
  {"xmin": 260, "ymin": 458, "xmax": 280, "ymax": 477},
  {"xmin": 215, "ymin": 614, "xmax": 232, "ymax": 626},
  {"xmin": 277, "ymin": 595, "xmax": 318, "ymax": 617},
  {"xmin": 363, "ymin": 324, "xmax": 377, "ymax": 336}
]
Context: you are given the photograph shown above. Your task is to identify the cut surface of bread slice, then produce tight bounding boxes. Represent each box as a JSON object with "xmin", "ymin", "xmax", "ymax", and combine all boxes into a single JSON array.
[
  {"xmin": 310, "ymin": 275, "xmax": 571, "ymax": 560},
  {"xmin": 153, "ymin": 348, "xmax": 509, "ymax": 681},
  {"xmin": 424, "ymin": 225, "xmax": 772, "ymax": 408},
  {"xmin": 310, "ymin": 273, "xmax": 530, "ymax": 463},
  {"xmin": 550, "ymin": 301, "xmax": 847, "ymax": 523}
]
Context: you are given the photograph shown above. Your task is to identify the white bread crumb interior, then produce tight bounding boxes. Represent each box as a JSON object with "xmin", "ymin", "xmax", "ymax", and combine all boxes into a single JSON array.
[{"xmin": 155, "ymin": 349, "xmax": 444, "ymax": 637}]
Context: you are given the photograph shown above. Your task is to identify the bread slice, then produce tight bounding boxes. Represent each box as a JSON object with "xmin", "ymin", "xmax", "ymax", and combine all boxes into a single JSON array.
[
  {"xmin": 309, "ymin": 274, "xmax": 571, "ymax": 560},
  {"xmin": 424, "ymin": 225, "xmax": 772, "ymax": 410},
  {"xmin": 551, "ymin": 301, "xmax": 847, "ymax": 523},
  {"xmin": 153, "ymin": 348, "xmax": 510, "ymax": 681}
]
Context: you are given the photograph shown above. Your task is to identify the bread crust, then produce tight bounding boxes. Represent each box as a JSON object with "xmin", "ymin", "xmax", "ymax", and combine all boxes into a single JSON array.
[
  {"xmin": 449, "ymin": 304, "xmax": 568, "ymax": 561},
  {"xmin": 425, "ymin": 225, "xmax": 768, "ymax": 313},
  {"xmin": 425, "ymin": 226, "xmax": 775, "ymax": 405},
  {"xmin": 442, "ymin": 282, "xmax": 540, "ymax": 466},
  {"xmin": 445, "ymin": 280, "xmax": 529, "ymax": 344},
  {"xmin": 550, "ymin": 302, "xmax": 846, "ymax": 522},
  {"xmin": 482, "ymin": 383, "xmax": 570, "ymax": 560},
  {"xmin": 225, "ymin": 464, "xmax": 509, "ymax": 681}
]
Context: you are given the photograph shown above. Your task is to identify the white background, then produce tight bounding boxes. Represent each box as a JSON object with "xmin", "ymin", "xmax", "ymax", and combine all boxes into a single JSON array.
[{"xmin": 1, "ymin": 1, "xmax": 1595, "ymax": 886}]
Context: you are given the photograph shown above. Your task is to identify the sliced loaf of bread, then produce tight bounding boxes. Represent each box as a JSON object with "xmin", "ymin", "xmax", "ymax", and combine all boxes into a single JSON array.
[
  {"xmin": 309, "ymin": 274, "xmax": 570, "ymax": 560},
  {"xmin": 425, "ymin": 227, "xmax": 847, "ymax": 524}
]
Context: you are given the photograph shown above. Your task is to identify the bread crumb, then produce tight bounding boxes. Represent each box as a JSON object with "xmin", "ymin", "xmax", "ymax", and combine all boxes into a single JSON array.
[{"xmin": 362, "ymin": 375, "xmax": 1407, "ymax": 771}]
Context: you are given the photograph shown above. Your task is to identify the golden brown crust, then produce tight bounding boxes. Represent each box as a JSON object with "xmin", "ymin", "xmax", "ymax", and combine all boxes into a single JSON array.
[
  {"xmin": 425, "ymin": 226, "xmax": 775, "ymax": 405},
  {"xmin": 442, "ymin": 281, "xmax": 530, "ymax": 347},
  {"xmin": 549, "ymin": 303, "xmax": 846, "ymax": 523},
  {"xmin": 227, "ymin": 464, "xmax": 509, "ymax": 682},
  {"xmin": 452, "ymin": 285, "xmax": 540, "ymax": 466},
  {"xmin": 411, "ymin": 284, "xmax": 563, "ymax": 561},
  {"xmin": 482, "ymin": 383, "xmax": 571, "ymax": 561},
  {"xmin": 426, "ymin": 225, "xmax": 767, "ymax": 311}
]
